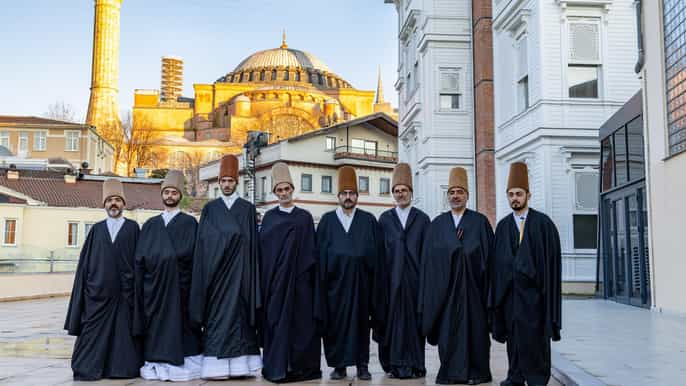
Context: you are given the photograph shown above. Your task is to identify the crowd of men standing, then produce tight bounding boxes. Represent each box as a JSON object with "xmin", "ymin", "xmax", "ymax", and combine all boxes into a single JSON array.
[{"xmin": 64, "ymin": 154, "xmax": 561, "ymax": 386}]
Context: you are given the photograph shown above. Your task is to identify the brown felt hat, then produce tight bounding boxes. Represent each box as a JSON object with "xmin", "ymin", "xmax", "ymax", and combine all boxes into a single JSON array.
[
  {"xmin": 161, "ymin": 169, "xmax": 185, "ymax": 195},
  {"xmin": 392, "ymin": 163, "xmax": 413, "ymax": 191},
  {"xmin": 338, "ymin": 166, "xmax": 357, "ymax": 193},
  {"xmin": 219, "ymin": 154, "xmax": 239, "ymax": 180},
  {"xmin": 507, "ymin": 162, "xmax": 529, "ymax": 192},
  {"xmin": 271, "ymin": 162, "xmax": 293, "ymax": 192},
  {"xmin": 448, "ymin": 167, "xmax": 469, "ymax": 192},
  {"xmin": 102, "ymin": 178, "xmax": 126, "ymax": 205}
]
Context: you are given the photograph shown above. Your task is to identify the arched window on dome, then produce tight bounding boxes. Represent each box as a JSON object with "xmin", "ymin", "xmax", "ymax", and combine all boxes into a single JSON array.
[
  {"xmin": 295, "ymin": 71, "xmax": 301, "ymax": 82},
  {"xmin": 239, "ymin": 73, "xmax": 245, "ymax": 82},
  {"xmin": 283, "ymin": 70, "xmax": 289, "ymax": 81},
  {"xmin": 249, "ymin": 72, "xmax": 254, "ymax": 81},
  {"xmin": 272, "ymin": 70, "xmax": 277, "ymax": 80},
  {"xmin": 309, "ymin": 71, "xmax": 316, "ymax": 84},
  {"xmin": 260, "ymin": 70, "xmax": 265, "ymax": 81},
  {"xmin": 318, "ymin": 74, "xmax": 324, "ymax": 85}
]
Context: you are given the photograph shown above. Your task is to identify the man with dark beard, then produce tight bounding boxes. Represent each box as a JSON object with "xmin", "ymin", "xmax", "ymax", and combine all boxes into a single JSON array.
[
  {"xmin": 419, "ymin": 167, "xmax": 494, "ymax": 385},
  {"xmin": 65, "ymin": 178, "xmax": 142, "ymax": 380},
  {"xmin": 491, "ymin": 162, "xmax": 561, "ymax": 386},
  {"xmin": 190, "ymin": 154, "xmax": 262, "ymax": 379},
  {"xmin": 259, "ymin": 162, "xmax": 321, "ymax": 383},
  {"xmin": 374, "ymin": 163, "xmax": 429, "ymax": 379},
  {"xmin": 316, "ymin": 166, "xmax": 381, "ymax": 381},
  {"xmin": 134, "ymin": 170, "xmax": 202, "ymax": 381}
]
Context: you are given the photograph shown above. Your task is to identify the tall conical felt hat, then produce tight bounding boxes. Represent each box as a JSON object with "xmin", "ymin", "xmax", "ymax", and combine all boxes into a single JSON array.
[
  {"xmin": 392, "ymin": 163, "xmax": 412, "ymax": 191},
  {"xmin": 338, "ymin": 166, "xmax": 357, "ymax": 193},
  {"xmin": 271, "ymin": 162, "xmax": 293, "ymax": 192},
  {"xmin": 507, "ymin": 162, "xmax": 529, "ymax": 192},
  {"xmin": 448, "ymin": 167, "xmax": 469, "ymax": 192},
  {"xmin": 102, "ymin": 178, "xmax": 126, "ymax": 205},
  {"xmin": 161, "ymin": 169, "xmax": 185, "ymax": 195},
  {"xmin": 219, "ymin": 154, "xmax": 239, "ymax": 180}
]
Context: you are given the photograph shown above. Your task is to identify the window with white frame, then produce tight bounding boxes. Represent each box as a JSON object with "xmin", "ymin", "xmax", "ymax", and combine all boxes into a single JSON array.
[
  {"xmin": 321, "ymin": 175, "xmax": 332, "ymax": 193},
  {"xmin": 359, "ymin": 176, "xmax": 370, "ymax": 194},
  {"xmin": 573, "ymin": 171, "xmax": 599, "ymax": 249},
  {"xmin": 517, "ymin": 34, "xmax": 529, "ymax": 112},
  {"xmin": 301, "ymin": 174, "xmax": 312, "ymax": 192},
  {"xmin": 439, "ymin": 68, "xmax": 461, "ymax": 110},
  {"xmin": 0, "ymin": 131, "xmax": 9, "ymax": 150},
  {"xmin": 3, "ymin": 219, "xmax": 17, "ymax": 245},
  {"xmin": 380, "ymin": 178, "xmax": 390, "ymax": 195},
  {"xmin": 84, "ymin": 222, "xmax": 95, "ymax": 238},
  {"xmin": 351, "ymin": 139, "xmax": 377, "ymax": 156},
  {"xmin": 325, "ymin": 136, "xmax": 336, "ymax": 151},
  {"xmin": 568, "ymin": 18, "xmax": 601, "ymax": 98},
  {"xmin": 33, "ymin": 131, "xmax": 47, "ymax": 151},
  {"xmin": 18, "ymin": 132, "xmax": 29, "ymax": 157},
  {"xmin": 67, "ymin": 222, "xmax": 79, "ymax": 247},
  {"xmin": 65, "ymin": 131, "xmax": 80, "ymax": 151}
]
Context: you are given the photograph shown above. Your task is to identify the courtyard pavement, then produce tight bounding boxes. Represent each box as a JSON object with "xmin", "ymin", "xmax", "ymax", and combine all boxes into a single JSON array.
[{"xmin": 0, "ymin": 297, "xmax": 563, "ymax": 386}]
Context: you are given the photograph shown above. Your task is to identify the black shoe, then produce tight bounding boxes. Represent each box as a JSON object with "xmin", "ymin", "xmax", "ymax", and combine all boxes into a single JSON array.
[
  {"xmin": 330, "ymin": 367, "xmax": 346, "ymax": 380},
  {"xmin": 357, "ymin": 365, "xmax": 372, "ymax": 381}
]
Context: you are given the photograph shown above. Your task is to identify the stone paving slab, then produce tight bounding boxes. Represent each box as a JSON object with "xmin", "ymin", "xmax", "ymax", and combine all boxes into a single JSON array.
[
  {"xmin": 552, "ymin": 299, "xmax": 686, "ymax": 386},
  {"xmin": 0, "ymin": 298, "xmax": 561, "ymax": 386}
]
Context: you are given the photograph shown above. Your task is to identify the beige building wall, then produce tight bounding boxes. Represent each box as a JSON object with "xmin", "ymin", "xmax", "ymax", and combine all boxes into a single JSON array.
[
  {"xmin": 641, "ymin": 1, "xmax": 686, "ymax": 314},
  {"xmin": 0, "ymin": 204, "xmax": 159, "ymax": 262}
]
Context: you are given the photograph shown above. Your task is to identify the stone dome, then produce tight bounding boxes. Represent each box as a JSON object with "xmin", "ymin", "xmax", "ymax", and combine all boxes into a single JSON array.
[{"xmin": 234, "ymin": 47, "xmax": 331, "ymax": 74}]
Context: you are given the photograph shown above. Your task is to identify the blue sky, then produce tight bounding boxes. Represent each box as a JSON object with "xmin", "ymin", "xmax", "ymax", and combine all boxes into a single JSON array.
[{"xmin": 0, "ymin": 0, "xmax": 398, "ymax": 122}]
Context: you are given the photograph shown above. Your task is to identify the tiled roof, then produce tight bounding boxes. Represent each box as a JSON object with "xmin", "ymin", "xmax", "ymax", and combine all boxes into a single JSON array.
[
  {"xmin": 0, "ymin": 116, "xmax": 84, "ymax": 126},
  {"xmin": 0, "ymin": 169, "xmax": 164, "ymax": 210}
]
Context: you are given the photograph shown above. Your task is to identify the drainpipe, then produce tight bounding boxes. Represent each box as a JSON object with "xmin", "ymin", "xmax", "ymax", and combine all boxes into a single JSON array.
[{"xmin": 634, "ymin": 0, "xmax": 645, "ymax": 73}]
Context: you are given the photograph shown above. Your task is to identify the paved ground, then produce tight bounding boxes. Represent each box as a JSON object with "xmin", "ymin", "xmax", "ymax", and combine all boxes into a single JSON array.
[
  {"xmin": 553, "ymin": 299, "xmax": 686, "ymax": 386},
  {"xmin": 0, "ymin": 297, "xmax": 562, "ymax": 386}
]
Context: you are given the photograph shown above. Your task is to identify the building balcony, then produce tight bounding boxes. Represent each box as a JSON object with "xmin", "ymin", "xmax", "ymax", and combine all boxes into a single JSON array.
[{"xmin": 333, "ymin": 146, "xmax": 397, "ymax": 163}]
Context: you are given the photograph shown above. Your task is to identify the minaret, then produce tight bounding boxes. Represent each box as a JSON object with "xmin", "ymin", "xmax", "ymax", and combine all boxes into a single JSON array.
[
  {"xmin": 280, "ymin": 29, "xmax": 288, "ymax": 49},
  {"xmin": 374, "ymin": 65, "xmax": 392, "ymax": 114},
  {"xmin": 86, "ymin": 0, "xmax": 122, "ymax": 134}
]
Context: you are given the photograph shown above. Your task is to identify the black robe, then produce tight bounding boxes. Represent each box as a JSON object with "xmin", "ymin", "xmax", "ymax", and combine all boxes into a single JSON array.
[
  {"xmin": 64, "ymin": 219, "xmax": 142, "ymax": 381},
  {"xmin": 316, "ymin": 208, "xmax": 382, "ymax": 368},
  {"xmin": 418, "ymin": 209, "xmax": 494, "ymax": 384},
  {"xmin": 259, "ymin": 207, "xmax": 321, "ymax": 383},
  {"xmin": 133, "ymin": 212, "xmax": 202, "ymax": 366},
  {"xmin": 490, "ymin": 208, "xmax": 561, "ymax": 386},
  {"xmin": 374, "ymin": 207, "xmax": 430, "ymax": 378},
  {"xmin": 189, "ymin": 197, "xmax": 261, "ymax": 359}
]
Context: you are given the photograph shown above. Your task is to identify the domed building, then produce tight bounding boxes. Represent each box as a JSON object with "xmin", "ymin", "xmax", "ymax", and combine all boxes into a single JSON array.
[{"xmin": 132, "ymin": 35, "xmax": 394, "ymax": 174}]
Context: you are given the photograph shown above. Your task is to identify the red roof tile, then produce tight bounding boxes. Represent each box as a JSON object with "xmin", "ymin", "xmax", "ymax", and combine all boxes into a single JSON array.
[{"xmin": 0, "ymin": 170, "xmax": 164, "ymax": 210}]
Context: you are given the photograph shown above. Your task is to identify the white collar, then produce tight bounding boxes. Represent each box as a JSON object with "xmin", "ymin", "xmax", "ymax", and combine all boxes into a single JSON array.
[
  {"xmin": 395, "ymin": 205, "xmax": 412, "ymax": 228},
  {"xmin": 221, "ymin": 191, "xmax": 239, "ymax": 209},
  {"xmin": 106, "ymin": 216, "xmax": 125, "ymax": 226},
  {"xmin": 451, "ymin": 210, "xmax": 465, "ymax": 229},
  {"xmin": 395, "ymin": 205, "xmax": 411, "ymax": 214},
  {"xmin": 162, "ymin": 208, "xmax": 181, "ymax": 225},
  {"xmin": 106, "ymin": 216, "xmax": 125, "ymax": 242},
  {"xmin": 278, "ymin": 205, "xmax": 295, "ymax": 213},
  {"xmin": 335, "ymin": 206, "xmax": 356, "ymax": 233},
  {"xmin": 513, "ymin": 210, "xmax": 529, "ymax": 221}
]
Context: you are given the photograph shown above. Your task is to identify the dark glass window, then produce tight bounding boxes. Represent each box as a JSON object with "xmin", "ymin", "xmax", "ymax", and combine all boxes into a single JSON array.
[
  {"xmin": 301, "ymin": 174, "xmax": 312, "ymax": 192},
  {"xmin": 359, "ymin": 176, "xmax": 369, "ymax": 193},
  {"xmin": 574, "ymin": 214, "xmax": 598, "ymax": 249},
  {"xmin": 614, "ymin": 127, "xmax": 628, "ymax": 186},
  {"xmin": 272, "ymin": 70, "xmax": 277, "ymax": 80},
  {"xmin": 663, "ymin": 0, "xmax": 686, "ymax": 155},
  {"xmin": 626, "ymin": 117, "xmax": 645, "ymax": 180},
  {"xmin": 569, "ymin": 65, "xmax": 599, "ymax": 98},
  {"xmin": 601, "ymin": 137, "xmax": 614, "ymax": 191},
  {"xmin": 321, "ymin": 176, "xmax": 332, "ymax": 193}
]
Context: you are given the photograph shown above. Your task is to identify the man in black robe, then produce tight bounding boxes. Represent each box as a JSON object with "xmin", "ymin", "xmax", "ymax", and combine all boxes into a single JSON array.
[
  {"xmin": 374, "ymin": 163, "xmax": 429, "ymax": 379},
  {"xmin": 133, "ymin": 170, "xmax": 202, "ymax": 381},
  {"xmin": 491, "ymin": 162, "xmax": 561, "ymax": 386},
  {"xmin": 419, "ymin": 167, "xmax": 494, "ymax": 385},
  {"xmin": 189, "ymin": 154, "xmax": 262, "ymax": 379},
  {"xmin": 259, "ymin": 162, "xmax": 321, "ymax": 383},
  {"xmin": 64, "ymin": 178, "xmax": 142, "ymax": 380},
  {"xmin": 316, "ymin": 166, "xmax": 381, "ymax": 381}
]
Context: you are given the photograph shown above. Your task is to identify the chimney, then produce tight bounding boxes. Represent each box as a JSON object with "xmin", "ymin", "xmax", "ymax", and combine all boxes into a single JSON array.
[
  {"xmin": 7, "ymin": 170, "xmax": 19, "ymax": 180},
  {"xmin": 64, "ymin": 174, "xmax": 77, "ymax": 184}
]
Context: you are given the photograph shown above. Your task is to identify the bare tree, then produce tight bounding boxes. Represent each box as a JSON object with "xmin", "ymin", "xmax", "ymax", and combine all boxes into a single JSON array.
[
  {"xmin": 44, "ymin": 101, "xmax": 77, "ymax": 122},
  {"xmin": 121, "ymin": 112, "xmax": 155, "ymax": 176}
]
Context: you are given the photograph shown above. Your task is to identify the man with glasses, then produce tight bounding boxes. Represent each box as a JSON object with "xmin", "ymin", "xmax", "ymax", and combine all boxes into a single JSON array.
[
  {"xmin": 316, "ymin": 166, "xmax": 382, "ymax": 381},
  {"xmin": 373, "ymin": 163, "xmax": 430, "ymax": 379}
]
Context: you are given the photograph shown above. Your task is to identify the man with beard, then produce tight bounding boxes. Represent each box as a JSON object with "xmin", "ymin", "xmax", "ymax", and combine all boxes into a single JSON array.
[
  {"xmin": 491, "ymin": 162, "xmax": 561, "ymax": 386},
  {"xmin": 133, "ymin": 170, "xmax": 202, "ymax": 381},
  {"xmin": 189, "ymin": 154, "xmax": 262, "ymax": 379},
  {"xmin": 316, "ymin": 166, "xmax": 381, "ymax": 381},
  {"xmin": 64, "ymin": 178, "xmax": 142, "ymax": 380},
  {"xmin": 419, "ymin": 167, "xmax": 494, "ymax": 385},
  {"xmin": 374, "ymin": 163, "xmax": 429, "ymax": 379},
  {"xmin": 259, "ymin": 162, "xmax": 321, "ymax": 383}
]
